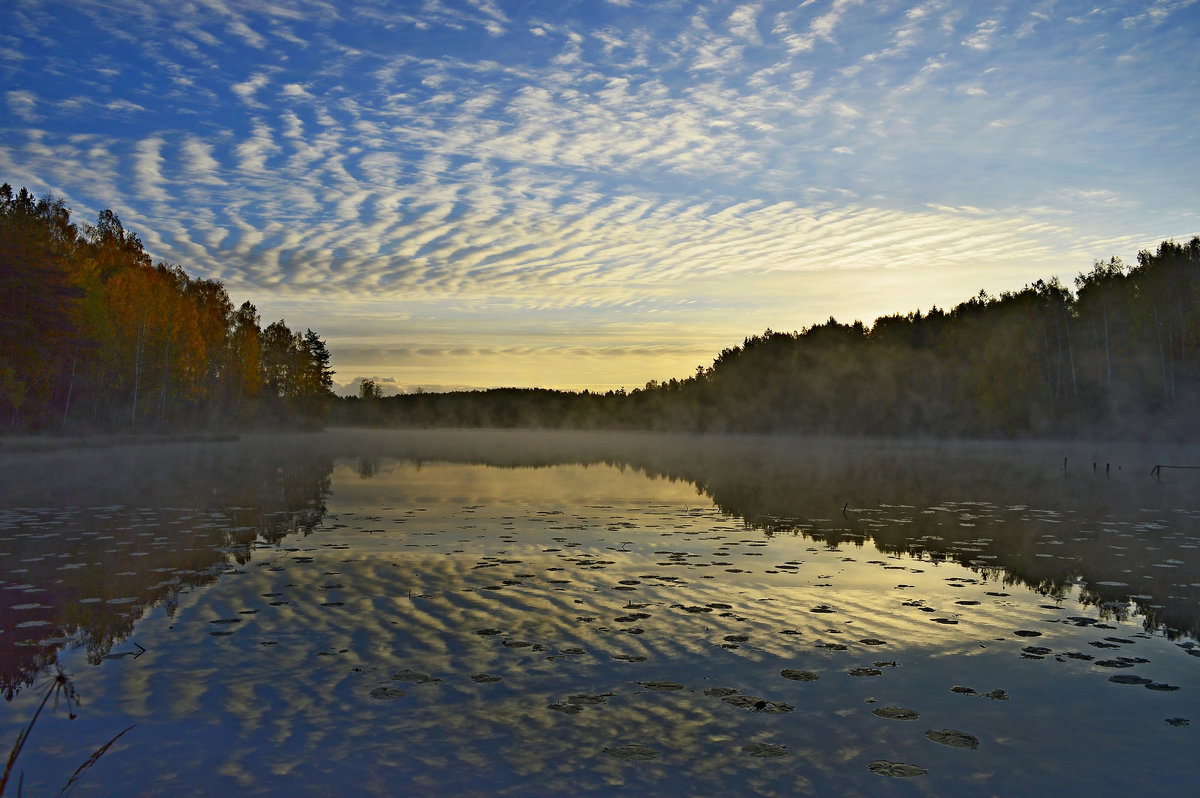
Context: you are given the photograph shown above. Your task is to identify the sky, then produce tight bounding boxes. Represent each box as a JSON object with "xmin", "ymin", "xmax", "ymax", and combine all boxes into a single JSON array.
[{"xmin": 3, "ymin": 1, "xmax": 1198, "ymax": 395}]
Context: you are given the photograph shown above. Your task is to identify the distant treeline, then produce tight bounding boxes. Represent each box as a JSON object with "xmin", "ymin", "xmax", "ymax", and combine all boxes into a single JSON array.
[
  {"xmin": 1, "ymin": 184, "xmax": 334, "ymax": 431},
  {"xmin": 338, "ymin": 236, "xmax": 1200, "ymax": 439}
]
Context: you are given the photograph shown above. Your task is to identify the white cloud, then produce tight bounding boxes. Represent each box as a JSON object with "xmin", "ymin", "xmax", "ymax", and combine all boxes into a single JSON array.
[
  {"xmin": 133, "ymin": 136, "xmax": 169, "ymax": 202},
  {"xmin": 181, "ymin": 136, "xmax": 225, "ymax": 185},
  {"xmin": 962, "ymin": 18, "xmax": 1000, "ymax": 51},
  {"xmin": 235, "ymin": 119, "xmax": 280, "ymax": 174},
  {"xmin": 6, "ymin": 90, "xmax": 37, "ymax": 121},
  {"xmin": 232, "ymin": 73, "xmax": 271, "ymax": 107},
  {"xmin": 727, "ymin": 4, "xmax": 762, "ymax": 43},
  {"xmin": 5, "ymin": 0, "xmax": 1198, "ymax": 389}
]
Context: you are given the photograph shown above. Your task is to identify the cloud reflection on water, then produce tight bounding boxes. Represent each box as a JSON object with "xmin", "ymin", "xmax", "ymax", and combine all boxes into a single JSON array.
[{"xmin": 2, "ymin": 431, "xmax": 1199, "ymax": 795}]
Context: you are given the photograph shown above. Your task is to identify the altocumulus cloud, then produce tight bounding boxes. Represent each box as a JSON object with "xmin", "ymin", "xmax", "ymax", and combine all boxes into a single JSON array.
[{"xmin": 1, "ymin": 0, "xmax": 1197, "ymax": 389}]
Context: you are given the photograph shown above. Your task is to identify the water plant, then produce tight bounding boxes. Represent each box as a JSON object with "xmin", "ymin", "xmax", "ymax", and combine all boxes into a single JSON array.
[{"xmin": 1, "ymin": 668, "xmax": 133, "ymax": 797}]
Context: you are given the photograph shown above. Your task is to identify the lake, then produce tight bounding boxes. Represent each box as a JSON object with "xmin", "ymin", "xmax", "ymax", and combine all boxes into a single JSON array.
[{"xmin": 2, "ymin": 430, "xmax": 1198, "ymax": 796}]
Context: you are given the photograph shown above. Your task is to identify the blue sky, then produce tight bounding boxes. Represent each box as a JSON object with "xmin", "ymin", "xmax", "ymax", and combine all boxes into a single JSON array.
[{"xmin": 3, "ymin": 0, "xmax": 1198, "ymax": 394}]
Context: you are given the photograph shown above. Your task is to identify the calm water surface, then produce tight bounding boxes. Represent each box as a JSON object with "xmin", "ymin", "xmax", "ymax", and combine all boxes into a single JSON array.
[{"xmin": 2, "ymin": 430, "xmax": 1198, "ymax": 796}]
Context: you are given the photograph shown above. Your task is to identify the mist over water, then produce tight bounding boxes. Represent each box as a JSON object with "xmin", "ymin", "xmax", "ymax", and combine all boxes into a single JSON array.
[{"xmin": 1, "ymin": 430, "xmax": 1197, "ymax": 795}]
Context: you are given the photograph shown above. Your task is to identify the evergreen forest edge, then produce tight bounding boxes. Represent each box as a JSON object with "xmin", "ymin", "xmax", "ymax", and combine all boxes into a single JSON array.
[{"xmin": 4, "ymin": 182, "xmax": 1198, "ymax": 440}]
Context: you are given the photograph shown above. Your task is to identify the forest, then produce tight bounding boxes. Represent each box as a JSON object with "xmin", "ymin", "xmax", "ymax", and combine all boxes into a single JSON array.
[
  {"xmin": 1, "ymin": 184, "xmax": 334, "ymax": 432},
  {"xmin": 338, "ymin": 236, "xmax": 1200, "ymax": 439},
  {"xmin": 6, "ymin": 179, "xmax": 1197, "ymax": 440}
]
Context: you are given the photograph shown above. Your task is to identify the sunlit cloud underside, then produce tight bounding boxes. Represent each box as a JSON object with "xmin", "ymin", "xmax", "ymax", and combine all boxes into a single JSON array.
[{"xmin": 3, "ymin": 0, "xmax": 1198, "ymax": 391}]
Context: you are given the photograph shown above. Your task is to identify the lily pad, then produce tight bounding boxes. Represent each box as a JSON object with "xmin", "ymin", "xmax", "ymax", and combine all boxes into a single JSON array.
[
  {"xmin": 1109, "ymin": 675, "xmax": 1153, "ymax": 685},
  {"xmin": 925, "ymin": 729, "xmax": 980, "ymax": 749},
  {"xmin": 567, "ymin": 693, "xmax": 612, "ymax": 705},
  {"xmin": 868, "ymin": 760, "xmax": 928, "ymax": 777},
  {"xmin": 392, "ymin": 668, "xmax": 440, "ymax": 683},
  {"xmin": 636, "ymin": 680, "xmax": 684, "ymax": 691},
  {"xmin": 849, "ymin": 667, "xmax": 883, "ymax": 677},
  {"xmin": 604, "ymin": 744, "xmax": 659, "ymax": 761},
  {"xmin": 704, "ymin": 686, "xmax": 741, "ymax": 697},
  {"xmin": 872, "ymin": 706, "xmax": 920, "ymax": 721},
  {"xmin": 743, "ymin": 742, "xmax": 788, "ymax": 758},
  {"xmin": 781, "ymin": 669, "xmax": 820, "ymax": 682},
  {"xmin": 722, "ymin": 695, "xmax": 794, "ymax": 713}
]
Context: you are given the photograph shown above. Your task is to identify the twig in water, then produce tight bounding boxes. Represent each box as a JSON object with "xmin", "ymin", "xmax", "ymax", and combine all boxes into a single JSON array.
[{"xmin": 57, "ymin": 725, "xmax": 135, "ymax": 797}]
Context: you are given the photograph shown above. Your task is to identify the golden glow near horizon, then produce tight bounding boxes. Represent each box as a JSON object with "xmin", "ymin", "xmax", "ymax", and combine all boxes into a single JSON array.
[{"xmin": 4, "ymin": 1, "xmax": 1198, "ymax": 394}]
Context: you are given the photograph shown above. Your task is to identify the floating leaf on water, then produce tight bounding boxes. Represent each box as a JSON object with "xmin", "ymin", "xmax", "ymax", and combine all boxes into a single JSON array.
[
  {"xmin": 1165, "ymin": 718, "xmax": 1190, "ymax": 727},
  {"xmin": 925, "ymin": 729, "xmax": 980, "ymax": 749},
  {"xmin": 567, "ymin": 693, "xmax": 612, "ymax": 705},
  {"xmin": 982, "ymin": 689, "xmax": 1008, "ymax": 701},
  {"xmin": 369, "ymin": 686, "xmax": 407, "ymax": 700},
  {"xmin": 475, "ymin": 628, "xmax": 502, "ymax": 635},
  {"xmin": 612, "ymin": 654, "xmax": 646, "ymax": 662},
  {"xmin": 722, "ymin": 695, "xmax": 794, "ymax": 713},
  {"xmin": 604, "ymin": 744, "xmax": 659, "ymax": 761},
  {"xmin": 1146, "ymin": 682, "xmax": 1180, "ymax": 691},
  {"xmin": 549, "ymin": 701, "xmax": 583, "ymax": 714},
  {"xmin": 868, "ymin": 760, "xmax": 927, "ymax": 778},
  {"xmin": 743, "ymin": 742, "xmax": 788, "ymax": 758},
  {"xmin": 704, "ymin": 687, "xmax": 741, "ymax": 697},
  {"xmin": 859, "ymin": 638, "xmax": 888, "ymax": 646},
  {"xmin": 1014, "ymin": 630, "xmax": 1042, "ymax": 637},
  {"xmin": 636, "ymin": 680, "xmax": 684, "ymax": 691},
  {"xmin": 849, "ymin": 667, "xmax": 883, "ymax": 677},
  {"xmin": 950, "ymin": 686, "xmax": 977, "ymax": 695},
  {"xmin": 1109, "ymin": 675, "xmax": 1153, "ymax": 685},
  {"xmin": 471, "ymin": 673, "xmax": 502, "ymax": 683},
  {"xmin": 872, "ymin": 707, "xmax": 920, "ymax": 720},
  {"xmin": 210, "ymin": 618, "xmax": 242, "ymax": 624},
  {"xmin": 781, "ymin": 669, "xmax": 820, "ymax": 682},
  {"xmin": 392, "ymin": 668, "xmax": 440, "ymax": 683},
  {"xmin": 502, "ymin": 640, "xmax": 533, "ymax": 648}
]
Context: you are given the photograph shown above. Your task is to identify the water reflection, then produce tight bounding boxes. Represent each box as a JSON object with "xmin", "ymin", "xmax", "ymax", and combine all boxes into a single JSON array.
[
  {"xmin": 1, "ymin": 436, "xmax": 332, "ymax": 699},
  {"xmin": 1, "ymin": 430, "xmax": 1197, "ymax": 796}
]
